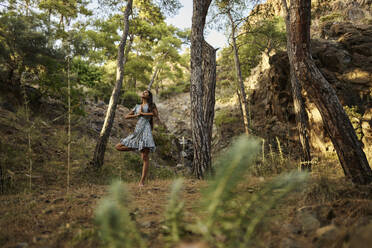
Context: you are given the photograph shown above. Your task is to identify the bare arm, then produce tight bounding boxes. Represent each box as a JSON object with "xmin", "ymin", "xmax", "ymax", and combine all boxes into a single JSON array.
[
  {"xmin": 125, "ymin": 110, "xmax": 139, "ymax": 119},
  {"xmin": 139, "ymin": 105, "xmax": 158, "ymax": 117}
]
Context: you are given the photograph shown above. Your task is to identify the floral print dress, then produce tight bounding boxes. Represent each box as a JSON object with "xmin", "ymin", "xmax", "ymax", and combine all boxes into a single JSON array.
[{"xmin": 120, "ymin": 104, "xmax": 156, "ymax": 152}]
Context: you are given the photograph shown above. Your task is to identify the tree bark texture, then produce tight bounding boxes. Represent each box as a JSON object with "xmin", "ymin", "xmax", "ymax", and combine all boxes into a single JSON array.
[
  {"xmin": 228, "ymin": 11, "xmax": 250, "ymax": 135},
  {"xmin": 290, "ymin": 71, "xmax": 311, "ymax": 168},
  {"xmin": 92, "ymin": 0, "xmax": 133, "ymax": 168},
  {"xmin": 0, "ymin": 162, "xmax": 3, "ymax": 193},
  {"xmin": 281, "ymin": 0, "xmax": 311, "ymax": 170},
  {"xmin": 190, "ymin": 0, "xmax": 214, "ymax": 179},
  {"xmin": 202, "ymin": 40, "xmax": 217, "ymax": 170},
  {"xmin": 287, "ymin": 0, "xmax": 372, "ymax": 184}
]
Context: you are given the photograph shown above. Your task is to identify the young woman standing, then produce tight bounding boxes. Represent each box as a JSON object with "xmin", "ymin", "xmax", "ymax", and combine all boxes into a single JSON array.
[{"xmin": 115, "ymin": 90, "xmax": 158, "ymax": 186}]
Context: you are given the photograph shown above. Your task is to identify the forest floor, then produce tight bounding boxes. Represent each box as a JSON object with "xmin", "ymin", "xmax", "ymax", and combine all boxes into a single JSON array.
[
  {"xmin": 1, "ymin": 174, "xmax": 372, "ymax": 248},
  {"xmin": 0, "ymin": 179, "xmax": 206, "ymax": 248},
  {"xmin": 1, "ymin": 95, "xmax": 372, "ymax": 248}
]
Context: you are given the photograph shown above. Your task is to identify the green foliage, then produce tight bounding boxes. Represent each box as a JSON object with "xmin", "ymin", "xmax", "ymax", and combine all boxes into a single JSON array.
[
  {"xmin": 217, "ymin": 17, "xmax": 286, "ymax": 95},
  {"xmin": 91, "ymin": 137, "xmax": 308, "ymax": 247},
  {"xmin": 0, "ymin": 10, "xmax": 65, "ymax": 90},
  {"xmin": 344, "ymin": 106, "xmax": 363, "ymax": 141},
  {"xmin": 121, "ymin": 91, "xmax": 141, "ymax": 109},
  {"xmin": 197, "ymin": 136, "xmax": 261, "ymax": 233},
  {"xmin": 153, "ymin": 125, "xmax": 177, "ymax": 163},
  {"xmin": 239, "ymin": 17, "xmax": 286, "ymax": 78},
  {"xmin": 159, "ymin": 82, "xmax": 189, "ymax": 99},
  {"xmin": 319, "ymin": 12, "xmax": 344, "ymax": 23},
  {"xmin": 252, "ymin": 139, "xmax": 298, "ymax": 177},
  {"xmin": 191, "ymin": 136, "xmax": 308, "ymax": 247},
  {"xmin": 95, "ymin": 181, "xmax": 145, "ymax": 248},
  {"xmin": 163, "ymin": 178, "xmax": 185, "ymax": 243},
  {"xmin": 214, "ymin": 109, "xmax": 240, "ymax": 129}
]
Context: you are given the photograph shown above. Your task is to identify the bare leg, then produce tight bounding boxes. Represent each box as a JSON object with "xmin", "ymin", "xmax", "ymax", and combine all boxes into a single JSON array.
[
  {"xmin": 115, "ymin": 143, "xmax": 135, "ymax": 152},
  {"xmin": 139, "ymin": 148, "xmax": 150, "ymax": 186}
]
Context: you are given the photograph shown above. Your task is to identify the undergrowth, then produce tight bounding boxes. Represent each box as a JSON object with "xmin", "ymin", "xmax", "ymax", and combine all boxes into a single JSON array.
[{"xmin": 95, "ymin": 136, "xmax": 309, "ymax": 247}]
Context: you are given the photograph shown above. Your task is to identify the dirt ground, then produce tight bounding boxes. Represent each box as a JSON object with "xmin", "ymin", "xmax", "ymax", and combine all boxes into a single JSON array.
[
  {"xmin": 1, "ymin": 175, "xmax": 372, "ymax": 248},
  {"xmin": 0, "ymin": 179, "xmax": 206, "ymax": 248}
]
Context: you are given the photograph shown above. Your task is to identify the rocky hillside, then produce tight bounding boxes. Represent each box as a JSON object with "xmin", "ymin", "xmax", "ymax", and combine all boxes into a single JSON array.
[
  {"xmin": 244, "ymin": 0, "xmax": 372, "ymax": 157},
  {"xmin": 250, "ymin": 0, "xmax": 372, "ymax": 27}
]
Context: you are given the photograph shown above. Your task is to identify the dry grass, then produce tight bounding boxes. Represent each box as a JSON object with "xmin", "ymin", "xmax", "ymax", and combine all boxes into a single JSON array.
[
  {"xmin": 1, "ymin": 167, "xmax": 372, "ymax": 248},
  {"xmin": 1, "ymin": 103, "xmax": 372, "ymax": 247},
  {"xmin": 0, "ymin": 179, "xmax": 207, "ymax": 248}
]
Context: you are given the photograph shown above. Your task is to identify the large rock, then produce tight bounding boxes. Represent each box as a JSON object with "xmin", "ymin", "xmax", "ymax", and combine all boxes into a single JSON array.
[
  {"xmin": 314, "ymin": 225, "xmax": 344, "ymax": 248},
  {"xmin": 245, "ymin": 22, "xmax": 372, "ymax": 155}
]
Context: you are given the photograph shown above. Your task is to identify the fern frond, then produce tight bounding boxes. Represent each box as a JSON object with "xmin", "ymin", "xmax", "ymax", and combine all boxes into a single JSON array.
[
  {"xmin": 241, "ymin": 171, "xmax": 308, "ymax": 246},
  {"xmin": 95, "ymin": 181, "xmax": 145, "ymax": 248},
  {"xmin": 199, "ymin": 136, "xmax": 260, "ymax": 235},
  {"xmin": 164, "ymin": 178, "xmax": 185, "ymax": 243}
]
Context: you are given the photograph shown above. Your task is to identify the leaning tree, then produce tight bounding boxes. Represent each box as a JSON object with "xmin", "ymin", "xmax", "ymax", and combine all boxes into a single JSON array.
[
  {"xmin": 284, "ymin": 0, "xmax": 372, "ymax": 184},
  {"xmin": 91, "ymin": 0, "xmax": 133, "ymax": 168}
]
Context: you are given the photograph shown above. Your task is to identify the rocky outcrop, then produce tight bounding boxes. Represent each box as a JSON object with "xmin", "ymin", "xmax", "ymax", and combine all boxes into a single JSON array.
[
  {"xmin": 249, "ymin": 0, "xmax": 372, "ymax": 23},
  {"xmin": 245, "ymin": 22, "xmax": 372, "ymax": 155}
]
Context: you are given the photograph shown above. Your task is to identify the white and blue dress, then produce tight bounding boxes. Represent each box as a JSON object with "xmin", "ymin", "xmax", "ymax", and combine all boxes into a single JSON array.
[{"xmin": 120, "ymin": 104, "xmax": 156, "ymax": 152}]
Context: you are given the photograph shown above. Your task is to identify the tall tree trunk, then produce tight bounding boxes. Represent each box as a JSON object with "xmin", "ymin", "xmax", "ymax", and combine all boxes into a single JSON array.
[
  {"xmin": 91, "ymin": 0, "xmax": 133, "ymax": 168},
  {"xmin": 228, "ymin": 11, "xmax": 250, "ymax": 135},
  {"xmin": 202, "ymin": 40, "xmax": 217, "ymax": 174},
  {"xmin": 287, "ymin": 0, "xmax": 372, "ymax": 184},
  {"xmin": 148, "ymin": 66, "xmax": 160, "ymax": 90},
  {"xmin": 281, "ymin": 0, "xmax": 311, "ymax": 170},
  {"xmin": 190, "ymin": 0, "xmax": 214, "ymax": 179}
]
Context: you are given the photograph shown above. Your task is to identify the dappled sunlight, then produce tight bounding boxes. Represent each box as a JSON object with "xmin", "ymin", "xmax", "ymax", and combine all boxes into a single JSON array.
[{"xmin": 342, "ymin": 69, "xmax": 371, "ymax": 84}]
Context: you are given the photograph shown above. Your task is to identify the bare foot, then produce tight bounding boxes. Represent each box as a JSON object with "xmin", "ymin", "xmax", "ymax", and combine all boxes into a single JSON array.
[{"xmin": 138, "ymin": 182, "xmax": 145, "ymax": 187}]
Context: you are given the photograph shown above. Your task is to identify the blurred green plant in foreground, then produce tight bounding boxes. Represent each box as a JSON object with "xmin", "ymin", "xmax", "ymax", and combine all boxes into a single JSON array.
[{"xmin": 94, "ymin": 136, "xmax": 308, "ymax": 247}]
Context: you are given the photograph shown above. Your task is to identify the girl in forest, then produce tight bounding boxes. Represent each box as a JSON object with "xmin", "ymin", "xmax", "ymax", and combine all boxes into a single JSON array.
[{"xmin": 115, "ymin": 89, "xmax": 158, "ymax": 187}]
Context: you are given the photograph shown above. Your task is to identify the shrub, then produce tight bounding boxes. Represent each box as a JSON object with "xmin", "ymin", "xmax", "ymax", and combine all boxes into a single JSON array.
[
  {"xmin": 319, "ymin": 12, "xmax": 344, "ymax": 23},
  {"xmin": 159, "ymin": 82, "xmax": 189, "ymax": 99},
  {"xmin": 214, "ymin": 109, "xmax": 240, "ymax": 129},
  {"xmin": 121, "ymin": 91, "xmax": 140, "ymax": 109},
  {"xmin": 194, "ymin": 136, "xmax": 308, "ymax": 247},
  {"xmin": 344, "ymin": 105, "xmax": 363, "ymax": 141},
  {"xmin": 163, "ymin": 178, "xmax": 185, "ymax": 243},
  {"xmin": 152, "ymin": 125, "xmax": 177, "ymax": 164},
  {"xmin": 95, "ymin": 181, "xmax": 145, "ymax": 248}
]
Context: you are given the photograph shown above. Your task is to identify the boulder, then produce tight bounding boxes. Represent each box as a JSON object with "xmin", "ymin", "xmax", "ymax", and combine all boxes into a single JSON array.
[
  {"xmin": 314, "ymin": 225, "xmax": 343, "ymax": 247},
  {"xmin": 245, "ymin": 22, "xmax": 372, "ymax": 155}
]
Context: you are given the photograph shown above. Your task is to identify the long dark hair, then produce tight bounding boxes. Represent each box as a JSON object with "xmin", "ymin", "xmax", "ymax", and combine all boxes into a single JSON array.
[{"xmin": 141, "ymin": 90, "xmax": 156, "ymax": 130}]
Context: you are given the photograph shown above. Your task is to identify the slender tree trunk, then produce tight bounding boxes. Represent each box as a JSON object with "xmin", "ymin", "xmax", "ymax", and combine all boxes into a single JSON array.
[
  {"xmin": 148, "ymin": 66, "xmax": 160, "ymax": 90},
  {"xmin": 148, "ymin": 51, "xmax": 169, "ymax": 90},
  {"xmin": 67, "ymin": 56, "xmax": 71, "ymax": 191},
  {"xmin": 236, "ymin": 89, "xmax": 244, "ymax": 126},
  {"xmin": 190, "ymin": 0, "xmax": 214, "ymax": 179},
  {"xmin": 281, "ymin": 0, "xmax": 311, "ymax": 170},
  {"xmin": 92, "ymin": 0, "xmax": 133, "ymax": 168},
  {"xmin": 228, "ymin": 11, "xmax": 250, "ymax": 135},
  {"xmin": 123, "ymin": 35, "xmax": 134, "ymax": 90},
  {"xmin": 287, "ymin": 0, "xmax": 372, "ymax": 184}
]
